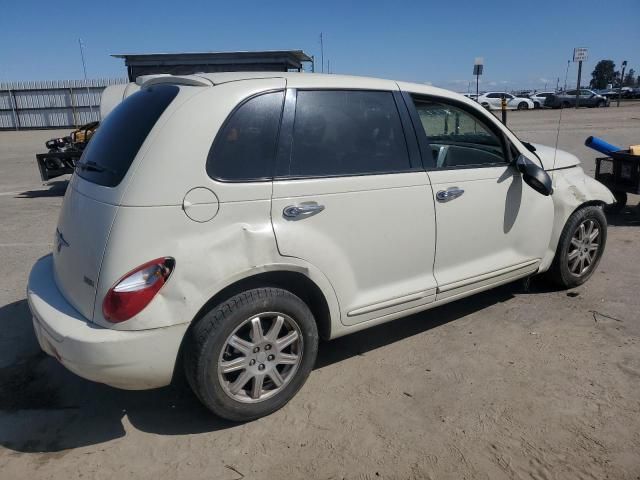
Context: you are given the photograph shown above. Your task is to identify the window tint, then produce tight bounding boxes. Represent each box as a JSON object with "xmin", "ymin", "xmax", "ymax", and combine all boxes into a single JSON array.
[
  {"xmin": 207, "ymin": 91, "xmax": 284, "ymax": 181},
  {"xmin": 566, "ymin": 90, "xmax": 577, "ymax": 95},
  {"xmin": 486, "ymin": 93, "xmax": 500, "ymax": 99},
  {"xmin": 412, "ymin": 98, "xmax": 507, "ymax": 169},
  {"xmin": 76, "ymin": 84, "xmax": 179, "ymax": 187},
  {"xmin": 287, "ymin": 90, "xmax": 410, "ymax": 177}
]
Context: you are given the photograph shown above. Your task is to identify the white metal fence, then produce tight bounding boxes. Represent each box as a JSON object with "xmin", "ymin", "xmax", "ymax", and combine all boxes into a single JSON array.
[{"xmin": 0, "ymin": 78, "xmax": 127, "ymax": 130}]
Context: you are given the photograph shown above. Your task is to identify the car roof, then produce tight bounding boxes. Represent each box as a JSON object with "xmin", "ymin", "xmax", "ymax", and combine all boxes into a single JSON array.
[{"xmin": 138, "ymin": 71, "xmax": 464, "ymax": 100}]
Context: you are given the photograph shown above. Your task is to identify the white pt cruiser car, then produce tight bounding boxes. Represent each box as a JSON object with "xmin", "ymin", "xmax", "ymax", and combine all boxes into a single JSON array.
[{"xmin": 28, "ymin": 72, "xmax": 613, "ymax": 421}]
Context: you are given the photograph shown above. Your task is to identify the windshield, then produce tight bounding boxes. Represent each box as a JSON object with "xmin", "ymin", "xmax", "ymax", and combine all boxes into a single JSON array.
[{"xmin": 76, "ymin": 84, "xmax": 179, "ymax": 187}]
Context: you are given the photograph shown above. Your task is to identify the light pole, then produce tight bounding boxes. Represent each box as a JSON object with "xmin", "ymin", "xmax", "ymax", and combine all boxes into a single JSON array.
[
  {"xmin": 78, "ymin": 38, "xmax": 94, "ymax": 117},
  {"xmin": 563, "ymin": 60, "xmax": 570, "ymax": 91}
]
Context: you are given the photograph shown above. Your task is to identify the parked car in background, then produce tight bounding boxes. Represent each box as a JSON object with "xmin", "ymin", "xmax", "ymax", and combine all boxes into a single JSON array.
[
  {"xmin": 28, "ymin": 72, "xmax": 613, "ymax": 421},
  {"xmin": 529, "ymin": 92, "xmax": 555, "ymax": 109},
  {"xmin": 477, "ymin": 92, "xmax": 534, "ymax": 110},
  {"xmin": 545, "ymin": 89, "xmax": 609, "ymax": 108},
  {"xmin": 463, "ymin": 93, "xmax": 478, "ymax": 101}
]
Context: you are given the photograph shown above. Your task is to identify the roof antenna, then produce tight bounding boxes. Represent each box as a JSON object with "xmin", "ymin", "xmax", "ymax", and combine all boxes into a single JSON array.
[{"xmin": 552, "ymin": 103, "xmax": 565, "ymax": 170}]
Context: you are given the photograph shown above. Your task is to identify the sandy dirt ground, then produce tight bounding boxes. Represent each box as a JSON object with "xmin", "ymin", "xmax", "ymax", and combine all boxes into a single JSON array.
[{"xmin": 0, "ymin": 103, "xmax": 639, "ymax": 479}]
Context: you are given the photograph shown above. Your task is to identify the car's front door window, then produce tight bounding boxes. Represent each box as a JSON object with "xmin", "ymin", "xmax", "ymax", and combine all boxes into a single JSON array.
[{"xmin": 412, "ymin": 98, "xmax": 507, "ymax": 169}]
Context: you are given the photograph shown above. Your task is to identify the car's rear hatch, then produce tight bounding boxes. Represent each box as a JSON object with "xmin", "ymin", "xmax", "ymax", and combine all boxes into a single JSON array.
[{"xmin": 52, "ymin": 83, "xmax": 181, "ymax": 321}]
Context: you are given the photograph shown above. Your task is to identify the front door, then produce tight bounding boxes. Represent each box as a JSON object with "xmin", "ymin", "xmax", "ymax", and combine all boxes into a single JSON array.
[
  {"xmin": 404, "ymin": 92, "xmax": 554, "ymax": 300},
  {"xmin": 271, "ymin": 88, "xmax": 438, "ymax": 325}
]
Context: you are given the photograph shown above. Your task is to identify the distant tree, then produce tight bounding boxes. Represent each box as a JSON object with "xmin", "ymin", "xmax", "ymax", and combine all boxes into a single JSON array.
[
  {"xmin": 623, "ymin": 68, "xmax": 636, "ymax": 87},
  {"xmin": 590, "ymin": 60, "xmax": 616, "ymax": 89}
]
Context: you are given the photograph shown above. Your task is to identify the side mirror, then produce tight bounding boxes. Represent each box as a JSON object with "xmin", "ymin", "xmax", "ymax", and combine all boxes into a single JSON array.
[{"xmin": 516, "ymin": 155, "xmax": 553, "ymax": 196}]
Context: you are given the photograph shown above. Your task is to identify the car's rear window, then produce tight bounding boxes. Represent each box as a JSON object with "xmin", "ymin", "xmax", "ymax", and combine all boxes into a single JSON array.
[{"xmin": 76, "ymin": 84, "xmax": 179, "ymax": 187}]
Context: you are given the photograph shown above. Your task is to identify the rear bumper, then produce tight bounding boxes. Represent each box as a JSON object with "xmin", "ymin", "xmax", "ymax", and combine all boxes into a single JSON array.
[{"xmin": 27, "ymin": 254, "xmax": 188, "ymax": 390}]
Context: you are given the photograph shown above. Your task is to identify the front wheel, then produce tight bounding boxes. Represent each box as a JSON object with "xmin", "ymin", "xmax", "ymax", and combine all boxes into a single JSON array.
[
  {"xmin": 184, "ymin": 288, "xmax": 319, "ymax": 421},
  {"xmin": 517, "ymin": 102, "xmax": 529, "ymax": 110},
  {"xmin": 548, "ymin": 206, "xmax": 607, "ymax": 288}
]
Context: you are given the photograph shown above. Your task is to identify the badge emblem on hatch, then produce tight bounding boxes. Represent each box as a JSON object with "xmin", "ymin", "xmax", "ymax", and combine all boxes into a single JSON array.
[{"xmin": 55, "ymin": 228, "xmax": 70, "ymax": 253}]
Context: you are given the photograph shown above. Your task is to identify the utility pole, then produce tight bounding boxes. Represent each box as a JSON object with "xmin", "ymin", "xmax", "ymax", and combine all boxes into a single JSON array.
[
  {"xmin": 564, "ymin": 60, "xmax": 570, "ymax": 91},
  {"xmin": 78, "ymin": 38, "xmax": 94, "ymax": 116},
  {"xmin": 320, "ymin": 33, "xmax": 324, "ymax": 73},
  {"xmin": 311, "ymin": 55, "xmax": 315, "ymax": 73},
  {"xmin": 617, "ymin": 60, "xmax": 627, "ymax": 107},
  {"xmin": 327, "ymin": 59, "xmax": 330, "ymax": 74}
]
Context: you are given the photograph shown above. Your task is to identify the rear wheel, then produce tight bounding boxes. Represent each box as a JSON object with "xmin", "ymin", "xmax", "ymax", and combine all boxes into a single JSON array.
[
  {"xmin": 548, "ymin": 206, "xmax": 607, "ymax": 288},
  {"xmin": 562, "ymin": 101, "xmax": 572, "ymax": 108},
  {"xmin": 184, "ymin": 288, "xmax": 319, "ymax": 421}
]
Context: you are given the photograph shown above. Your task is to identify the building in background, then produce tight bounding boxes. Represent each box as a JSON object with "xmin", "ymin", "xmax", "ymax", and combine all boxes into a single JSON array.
[{"xmin": 112, "ymin": 50, "xmax": 313, "ymax": 81}]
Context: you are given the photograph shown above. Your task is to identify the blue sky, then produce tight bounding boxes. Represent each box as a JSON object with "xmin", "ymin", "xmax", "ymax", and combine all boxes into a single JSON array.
[{"xmin": 1, "ymin": 0, "xmax": 639, "ymax": 91}]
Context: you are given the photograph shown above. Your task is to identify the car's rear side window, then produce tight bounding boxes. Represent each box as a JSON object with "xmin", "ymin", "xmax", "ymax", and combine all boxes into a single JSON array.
[
  {"xmin": 207, "ymin": 90, "xmax": 285, "ymax": 181},
  {"xmin": 76, "ymin": 84, "xmax": 179, "ymax": 187},
  {"xmin": 287, "ymin": 90, "xmax": 411, "ymax": 178}
]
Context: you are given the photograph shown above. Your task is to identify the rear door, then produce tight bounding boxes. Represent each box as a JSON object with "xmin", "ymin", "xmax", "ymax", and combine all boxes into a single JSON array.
[
  {"xmin": 271, "ymin": 88, "xmax": 438, "ymax": 326},
  {"xmin": 402, "ymin": 92, "xmax": 553, "ymax": 300}
]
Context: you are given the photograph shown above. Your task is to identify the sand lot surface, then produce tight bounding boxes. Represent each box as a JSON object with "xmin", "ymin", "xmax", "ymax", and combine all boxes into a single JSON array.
[{"xmin": 1, "ymin": 103, "xmax": 639, "ymax": 479}]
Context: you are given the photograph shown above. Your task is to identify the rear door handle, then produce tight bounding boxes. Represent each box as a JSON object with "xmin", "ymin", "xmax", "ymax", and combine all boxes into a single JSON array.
[
  {"xmin": 283, "ymin": 202, "xmax": 325, "ymax": 218},
  {"xmin": 436, "ymin": 187, "xmax": 465, "ymax": 202}
]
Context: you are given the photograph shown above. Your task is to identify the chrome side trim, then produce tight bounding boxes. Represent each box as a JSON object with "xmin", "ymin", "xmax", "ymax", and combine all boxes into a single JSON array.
[
  {"xmin": 347, "ymin": 288, "xmax": 437, "ymax": 317},
  {"xmin": 436, "ymin": 260, "xmax": 540, "ymax": 299}
]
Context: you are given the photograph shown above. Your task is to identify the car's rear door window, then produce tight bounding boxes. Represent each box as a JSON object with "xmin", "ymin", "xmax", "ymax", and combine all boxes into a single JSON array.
[
  {"xmin": 76, "ymin": 84, "xmax": 179, "ymax": 187},
  {"xmin": 286, "ymin": 90, "xmax": 411, "ymax": 177}
]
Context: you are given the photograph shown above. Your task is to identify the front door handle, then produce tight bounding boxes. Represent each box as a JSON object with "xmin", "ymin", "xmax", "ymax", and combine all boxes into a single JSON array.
[
  {"xmin": 436, "ymin": 187, "xmax": 465, "ymax": 203},
  {"xmin": 283, "ymin": 202, "xmax": 325, "ymax": 218}
]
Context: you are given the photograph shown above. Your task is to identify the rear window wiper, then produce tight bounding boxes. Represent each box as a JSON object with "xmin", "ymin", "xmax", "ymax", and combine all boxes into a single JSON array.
[{"xmin": 76, "ymin": 160, "xmax": 117, "ymax": 175}]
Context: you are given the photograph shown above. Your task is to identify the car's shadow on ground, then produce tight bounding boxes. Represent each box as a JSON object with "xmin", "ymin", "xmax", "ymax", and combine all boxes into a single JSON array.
[
  {"xmin": 0, "ymin": 281, "xmax": 531, "ymax": 453},
  {"xmin": 15, "ymin": 180, "xmax": 68, "ymax": 198}
]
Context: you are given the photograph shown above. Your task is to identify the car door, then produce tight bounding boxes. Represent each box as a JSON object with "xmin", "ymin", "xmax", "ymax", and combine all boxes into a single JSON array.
[
  {"xmin": 580, "ymin": 89, "xmax": 594, "ymax": 105},
  {"xmin": 401, "ymin": 91, "xmax": 554, "ymax": 301},
  {"xmin": 486, "ymin": 93, "xmax": 501, "ymax": 109},
  {"xmin": 271, "ymin": 88, "xmax": 438, "ymax": 326},
  {"xmin": 503, "ymin": 93, "xmax": 516, "ymax": 109}
]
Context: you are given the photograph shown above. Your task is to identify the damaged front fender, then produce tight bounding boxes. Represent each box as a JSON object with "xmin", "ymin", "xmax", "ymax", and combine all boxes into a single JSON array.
[{"xmin": 538, "ymin": 166, "xmax": 614, "ymax": 272}]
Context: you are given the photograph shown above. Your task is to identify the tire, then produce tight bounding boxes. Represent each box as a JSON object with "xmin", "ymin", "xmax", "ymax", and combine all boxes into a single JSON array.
[
  {"xmin": 597, "ymin": 100, "xmax": 606, "ymax": 108},
  {"xmin": 481, "ymin": 102, "xmax": 491, "ymax": 110},
  {"xmin": 517, "ymin": 102, "xmax": 529, "ymax": 110},
  {"xmin": 184, "ymin": 288, "xmax": 319, "ymax": 421},
  {"xmin": 548, "ymin": 206, "xmax": 607, "ymax": 289},
  {"xmin": 534, "ymin": 102, "xmax": 541, "ymax": 109},
  {"xmin": 562, "ymin": 101, "xmax": 571, "ymax": 108},
  {"xmin": 604, "ymin": 191, "xmax": 627, "ymax": 214}
]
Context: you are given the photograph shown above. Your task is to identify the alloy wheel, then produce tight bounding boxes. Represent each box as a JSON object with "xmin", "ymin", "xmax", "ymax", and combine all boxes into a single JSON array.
[
  {"xmin": 218, "ymin": 312, "xmax": 303, "ymax": 403},
  {"xmin": 567, "ymin": 219, "xmax": 601, "ymax": 277}
]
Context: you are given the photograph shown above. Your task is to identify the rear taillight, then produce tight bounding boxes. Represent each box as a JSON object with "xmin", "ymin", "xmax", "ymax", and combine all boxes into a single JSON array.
[{"xmin": 103, "ymin": 257, "xmax": 174, "ymax": 323}]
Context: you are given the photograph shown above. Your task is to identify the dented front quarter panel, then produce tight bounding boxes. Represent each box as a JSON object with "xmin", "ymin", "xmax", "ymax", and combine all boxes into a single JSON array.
[{"xmin": 538, "ymin": 166, "xmax": 614, "ymax": 271}]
